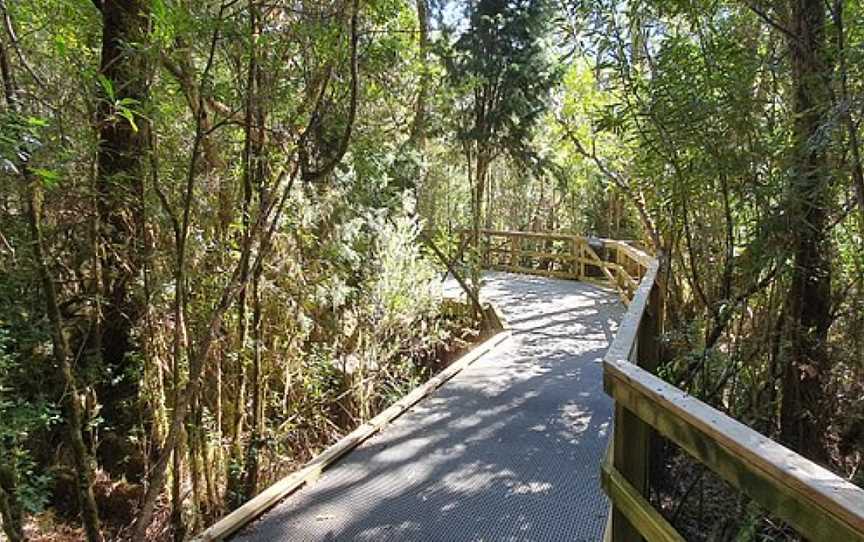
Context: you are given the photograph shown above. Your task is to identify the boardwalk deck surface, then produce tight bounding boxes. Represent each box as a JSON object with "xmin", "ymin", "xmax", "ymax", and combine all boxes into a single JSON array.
[{"xmin": 235, "ymin": 272, "xmax": 623, "ymax": 541}]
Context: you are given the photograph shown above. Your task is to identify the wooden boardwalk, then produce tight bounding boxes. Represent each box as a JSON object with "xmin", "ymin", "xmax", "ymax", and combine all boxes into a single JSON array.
[{"xmin": 234, "ymin": 272, "xmax": 623, "ymax": 541}]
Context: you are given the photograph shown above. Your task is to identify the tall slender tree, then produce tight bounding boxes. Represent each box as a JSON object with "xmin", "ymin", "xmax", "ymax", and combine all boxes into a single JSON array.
[{"xmin": 444, "ymin": 0, "xmax": 559, "ymax": 291}]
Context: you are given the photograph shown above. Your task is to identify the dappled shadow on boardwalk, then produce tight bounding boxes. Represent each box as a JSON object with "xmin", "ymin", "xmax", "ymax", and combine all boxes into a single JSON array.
[{"xmin": 235, "ymin": 273, "xmax": 623, "ymax": 542}]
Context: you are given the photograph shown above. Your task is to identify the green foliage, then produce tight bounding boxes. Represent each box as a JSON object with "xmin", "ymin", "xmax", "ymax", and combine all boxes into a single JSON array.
[
  {"xmin": 2, "ymin": 0, "xmax": 863, "ymax": 536},
  {"xmin": 0, "ymin": 328, "xmax": 58, "ymax": 514},
  {"xmin": 442, "ymin": 0, "xmax": 561, "ymax": 163}
]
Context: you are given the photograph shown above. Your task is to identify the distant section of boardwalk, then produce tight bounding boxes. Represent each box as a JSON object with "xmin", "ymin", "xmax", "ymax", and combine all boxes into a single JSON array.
[{"xmin": 236, "ymin": 272, "xmax": 623, "ymax": 541}]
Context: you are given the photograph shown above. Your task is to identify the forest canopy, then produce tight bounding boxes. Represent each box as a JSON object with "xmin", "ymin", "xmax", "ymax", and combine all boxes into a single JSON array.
[{"xmin": 0, "ymin": 0, "xmax": 862, "ymax": 540}]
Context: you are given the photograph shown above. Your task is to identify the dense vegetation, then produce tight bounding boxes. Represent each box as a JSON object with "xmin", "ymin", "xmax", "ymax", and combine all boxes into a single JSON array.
[{"xmin": 0, "ymin": 0, "xmax": 862, "ymax": 540}]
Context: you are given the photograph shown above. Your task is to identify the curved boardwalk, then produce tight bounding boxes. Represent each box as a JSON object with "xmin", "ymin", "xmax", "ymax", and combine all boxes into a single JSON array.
[{"xmin": 236, "ymin": 272, "xmax": 623, "ymax": 541}]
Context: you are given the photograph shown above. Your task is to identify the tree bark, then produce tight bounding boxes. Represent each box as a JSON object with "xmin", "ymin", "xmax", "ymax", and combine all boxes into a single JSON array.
[
  {"xmin": 243, "ymin": 264, "xmax": 264, "ymax": 497},
  {"xmin": 409, "ymin": 0, "xmax": 428, "ymax": 148},
  {"xmin": 94, "ymin": 0, "xmax": 151, "ymax": 453},
  {"xmin": 0, "ymin": 463, "xmax": 24, "ymax": 542},
  {"xmin": 779, "ymin": 0, "xmax": 832, "ymax": 465},
  {"xmin": 470, "ymin": 147, "xmax": 491, "ymax": 294}
]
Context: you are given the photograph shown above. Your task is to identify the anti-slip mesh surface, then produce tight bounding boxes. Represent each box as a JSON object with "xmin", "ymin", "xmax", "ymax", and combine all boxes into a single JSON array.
[{"xmin": 235, "ymin": 272, "xmax": 623, "ymax": 542}]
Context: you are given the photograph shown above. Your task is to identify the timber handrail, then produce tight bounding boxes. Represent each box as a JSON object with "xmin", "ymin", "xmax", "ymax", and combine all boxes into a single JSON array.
[
  {"xmin": 456, "ymin": 229, "xmax": 651, "ymax": 303},
  {"xmin": 602, "ymin": 254, "xmax": 864, "ymax": 541}
]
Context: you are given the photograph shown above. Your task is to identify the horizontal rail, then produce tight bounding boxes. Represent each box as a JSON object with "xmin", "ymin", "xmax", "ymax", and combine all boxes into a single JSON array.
[
  {"xmin": 602, "ymin": 253, "xmax": 864, "ymax": 542},
  {"xmin": 604, "ymin": 358, "xmax": 864, "ymax": 541},
  {"xmin": 600, "ymin": 456, "xmax": 685, "ymax": 542},
  {"xmin": 457, "ymin": 229, "xmax": 649, "ymax": 303},
  {"xmin": 604, "ymin": 258, "xmax": 659, "ymax": 363}
]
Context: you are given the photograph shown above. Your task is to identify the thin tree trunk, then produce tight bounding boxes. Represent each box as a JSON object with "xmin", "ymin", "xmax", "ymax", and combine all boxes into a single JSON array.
[
  {"xmin": 25, "ymin": 186, "xmax": 104, "ymax": 542},
  {"xmin": 0, "ymin": 463, "xmax": 24, "ymax": 542},
  {"xmin": 832, "ymin": 0, "xmax": 864, "ymax": 230},
  {"xmin": 410, "ymin": 0, "xmax": 428, "ymax": 147},
  {"xmin": 0, "ymin": 24, "xmax": 103, "ymax": 542},
  {"xmin": 188, "ymin": 399, "xmax": 202, "ymax": 533},
  {"xmin": 411, "ymin": 0, "xmax": 433, "ymax": 229},
  {"xmin": 230, "ymin": 0, "xmax": 262, "ymax": 505},
  {"xmin": 170, "ymin": 260, "xmax": 188, "ymax": 542},
  {"xmin": 243, "ymin": 265, "xmax": 264, "ymax": 497},
  {"xmin": 471, "ymin": 148, "xmax": 490, "ymax": 295}
]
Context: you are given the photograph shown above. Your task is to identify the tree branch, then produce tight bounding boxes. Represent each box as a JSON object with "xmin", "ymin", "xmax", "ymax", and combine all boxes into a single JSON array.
[
  {"xmin": 746, "ymin": 2, "xmax": 796, "ymax": 42},
  {"xmin": 557, "ymin": 118, "xmax": 661, "ymax": 249},
  {"xmin": 303, "ymin": 0, "xmax": 360, "ymax": 181}
]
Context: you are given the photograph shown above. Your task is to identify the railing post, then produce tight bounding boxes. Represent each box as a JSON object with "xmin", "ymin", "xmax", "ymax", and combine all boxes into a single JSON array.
[
  {"xmin": 579, "ymin": 240, "xmax": 585, "ymax": 279},
  {"xmin": 480, "ymin": 231, "xmax": 489, "ymax": 267},
  {"xmin": 610, "ymin": 277, "xmax": 663, "ymax": 542}
]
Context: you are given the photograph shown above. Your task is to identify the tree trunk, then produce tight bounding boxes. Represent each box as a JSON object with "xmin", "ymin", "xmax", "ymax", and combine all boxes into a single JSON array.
[
  {"xmin": 26, "ymin": 187, "xmax": 104, "ymax": 542},
  {"xmin": 409, "ymin": 0, "xmax": 428, "ymax": 148},
  {"xmin": 170, "ymin": 261, "xmax": 188, "ymax": 542},
  {"xmin": 471, "ymin": 148, "xmax": 491, "ymax": 294},
  {"xmin": 779, "ymin": 0, "xmax": 832, "ymax": 465},
  {"xmin": 411, "ymin": 0, "xmax": 434, "ymax": 230},
  {"xmin": 95, "ymin": 0, "xmax": 151, "ymax": 456},
  {"xmin": 0, "ymin": 463, "xmax": 24, "ymax": 542},
  {"xmin": 243, "ymin": 266, "xmax": 264, "ymax": 497}
]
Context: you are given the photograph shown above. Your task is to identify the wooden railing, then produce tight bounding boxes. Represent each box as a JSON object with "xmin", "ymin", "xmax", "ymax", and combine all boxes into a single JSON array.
[
  {"xmin": 458, "ymin": 229, "xmax": 864, "ymax": 540},
  {"xmin": 457, "ymin": 229, "xmax": 651, "ymax": 303},
  {"xmin": 602, "ymin": 254, "xmax": 864, "ymax": 541}
]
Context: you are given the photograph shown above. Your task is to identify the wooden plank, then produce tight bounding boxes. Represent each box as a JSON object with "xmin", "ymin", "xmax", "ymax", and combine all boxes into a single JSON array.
[
  {"xmin": 602, "ymin": 440, "xmax": 614, "ymax": 542},
  {"xmin": 609, "ymin": 263, "xmax": 638, "ymax": 289},
  {"xmin": 608, "ymin": 268, "xmax": 661, "ymax": 542},
  {"xmin": 604, "ymin": 258, "xmax": 660, "ymax": 363},
  {"xmin": 612, "ymin": 399, "xmax": 648, "ymax": 542},
  {"xmin": 576, "ymin": 257, "xmax": 624, "ymax": 268},
  {"xmin": 601, "ymin": 461, "xmax": 685, "ymax": 542},
  {"xmin": 538, "ymin": 251, "xmax": 576, "ymax": 260},
  {"xmin": 574, "ymin": 238, "xmax": 585, "ymax": 280},
  {"xmin": 583, "ymin": 244, "xmax": 619, "ymax": 286},
  {"xmin": 604, "ymin": 239, "xmax": 652, "ymax": 268},
  {"xmin": 471, "ymin": 228, "xmax": 587, "ymax": 243},
  {"xmin": 508, "ymin": 250, "xmax": 577, "ymax": 260},
  {"xmin": 490, "ymin": 264, "xmax": 579, "ymax": 280},
  {"xmin": 603, "ymin": 359, "xmax": 864, "ymax": 542},
  {"xmin": 192, "ymin": 324, "xmax": 513, "ymax": 541}
]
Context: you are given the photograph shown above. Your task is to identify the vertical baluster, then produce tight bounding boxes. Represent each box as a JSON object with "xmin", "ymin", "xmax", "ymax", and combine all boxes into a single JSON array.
[{"xmin": 580, "ymin": 240, "xmax": 586, "ymax": 279}]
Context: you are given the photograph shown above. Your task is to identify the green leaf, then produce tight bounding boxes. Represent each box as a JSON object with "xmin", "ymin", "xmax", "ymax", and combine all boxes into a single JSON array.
[
  {"xmin": 119, "ymin": 110, "xmax": 139, "ymax": 132},
  {"xmin": 97, "ymin": 74, "xmax": 115, "ymax": 101},
  {"xmin": 32, "ymin": 168, "xmax": 60, "ymax": 188},
  {"xmin": 26, "ymin": 117, "xmax": 48, "ymax": 128},
  {"xmin": 53, "ymin": 35, "xmax": 67, "ymax": 56}
]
